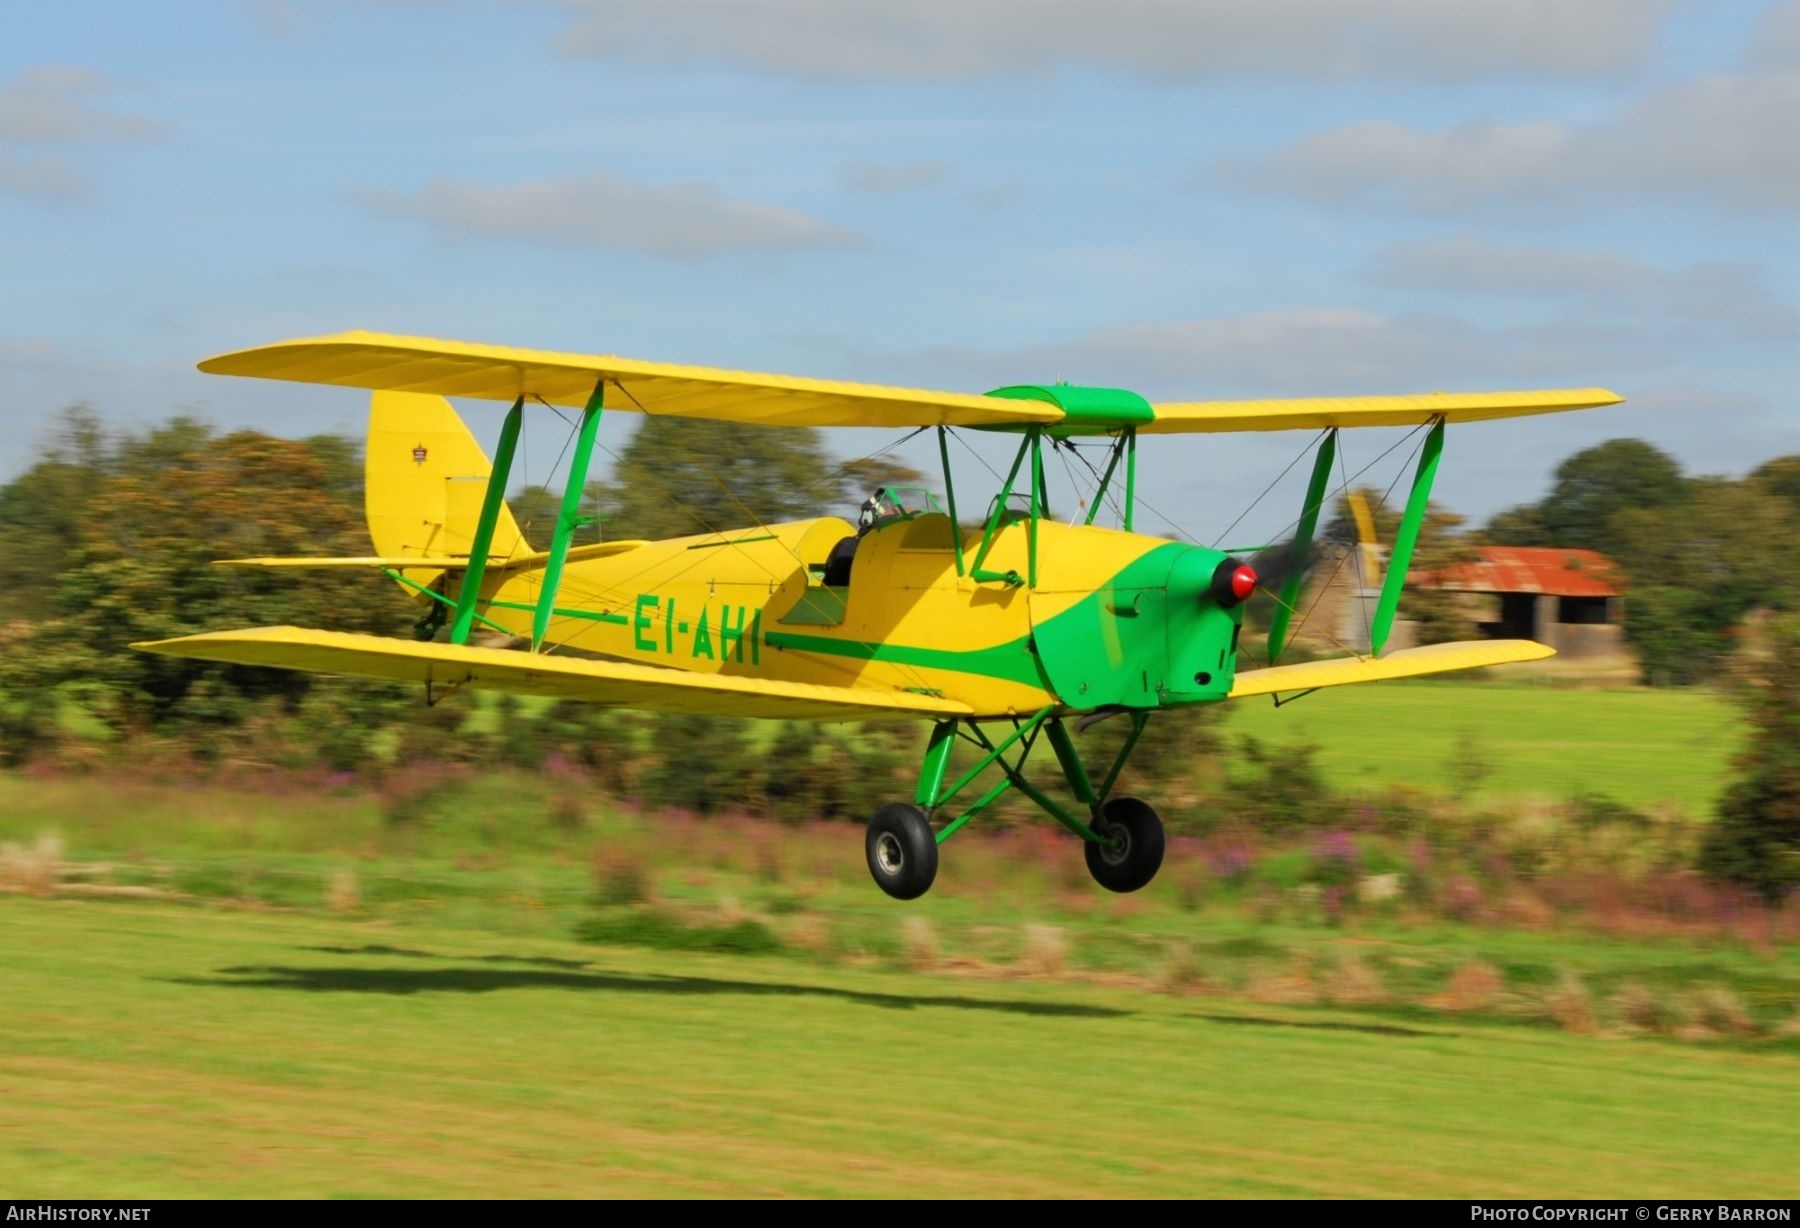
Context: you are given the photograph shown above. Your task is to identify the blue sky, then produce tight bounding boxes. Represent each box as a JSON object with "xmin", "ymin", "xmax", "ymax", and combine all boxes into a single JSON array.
[{"xmin": 1, "ymin": 0, "xmax": 1795, "ymax": 543}]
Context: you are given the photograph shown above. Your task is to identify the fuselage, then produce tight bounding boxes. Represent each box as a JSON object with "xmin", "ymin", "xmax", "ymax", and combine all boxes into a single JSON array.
[{"xmin": 465, "ymin": 512, "xmax": 1247, "ymax": 719}]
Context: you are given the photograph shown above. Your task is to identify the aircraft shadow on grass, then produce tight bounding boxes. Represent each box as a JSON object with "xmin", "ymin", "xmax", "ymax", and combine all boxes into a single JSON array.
[
  {"xmin": 1185, "ymin": 1012, "xmax": 1451, "ymax": 1039},
  {"xmin": 165, "ymin": 947, "xmax": 1131, "ymax": 1018},
  {"xmin": 301, "ymin": 943, "xmax": 592, "ymax": 970}
]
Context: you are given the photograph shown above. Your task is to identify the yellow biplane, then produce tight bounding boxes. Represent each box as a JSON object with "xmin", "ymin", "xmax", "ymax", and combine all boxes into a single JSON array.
[{"xmin": 136, "ymin": 332, "xmax": 1621, "ymax": 899}]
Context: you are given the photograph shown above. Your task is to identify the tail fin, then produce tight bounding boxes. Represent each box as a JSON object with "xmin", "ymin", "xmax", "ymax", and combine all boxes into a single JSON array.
[{"xmin": 365, "ymin": 391, "xmax": 527, "ymax": 592}]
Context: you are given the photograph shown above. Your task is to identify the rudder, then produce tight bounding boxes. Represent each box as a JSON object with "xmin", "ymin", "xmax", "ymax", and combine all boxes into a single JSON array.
[{"xmin": 365, "ymin": 391, "xmax": 527, "ymax": 592}]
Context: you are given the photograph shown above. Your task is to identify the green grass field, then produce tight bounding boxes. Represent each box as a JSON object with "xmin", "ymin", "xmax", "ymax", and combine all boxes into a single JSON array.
[
  {"xmin": 0, "ymin": 681, "xmax": 1783, "ymax": 1197},
  {"xmin": 2, "ymin": 897, "xmax": 1795, "ymax": 1199},
  {"xmin": 1230, "ymin": 681, "xmax": 1739, "ymax": 812},
  {"xmin": 480, "ymin": 679, "xmax": 1738, "ymax": 813}
]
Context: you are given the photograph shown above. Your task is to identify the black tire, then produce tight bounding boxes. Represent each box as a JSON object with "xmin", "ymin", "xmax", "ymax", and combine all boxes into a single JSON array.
[
  {"xmin": 866, "ymin": 802, "xmax": 938, "ymax": 900},
  {"xmin": 1084, "ymin": 796, "xmax": 1165, "ymax": 893}
]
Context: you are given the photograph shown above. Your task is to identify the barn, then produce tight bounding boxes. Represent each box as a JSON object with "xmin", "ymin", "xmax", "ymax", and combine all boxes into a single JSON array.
[{"xmin": 1425, "ymin": 546, "xmax": 1627, "ymax": 659}]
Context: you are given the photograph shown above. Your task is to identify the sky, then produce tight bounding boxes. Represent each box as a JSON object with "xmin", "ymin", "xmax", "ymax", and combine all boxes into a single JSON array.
[{"xmin": 1, "ymin": 0, "xmax": 1795, "ymax": 544}]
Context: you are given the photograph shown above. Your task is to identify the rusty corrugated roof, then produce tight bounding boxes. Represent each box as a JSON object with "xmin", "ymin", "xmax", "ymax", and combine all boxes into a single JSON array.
[{"xmin": 1428, "ymin": 546, "xmax": 1624, "ymax": 598}]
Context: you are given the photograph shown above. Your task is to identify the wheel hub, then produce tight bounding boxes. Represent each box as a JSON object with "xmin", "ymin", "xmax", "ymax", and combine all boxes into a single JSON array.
[
  {"xmin": 1097, "ymin": 822, "xmax": 1131, "ymax": 866},
  {"xmin": 875, "ymin": 831, "xmax": 905, "ymax": 875}
]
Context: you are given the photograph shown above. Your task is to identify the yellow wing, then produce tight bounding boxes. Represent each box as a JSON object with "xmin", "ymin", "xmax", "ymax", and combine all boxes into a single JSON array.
[
  {"xmin": 199, "ymin": 331, "xmax": 1054, "ymax": 430},
  {"xmin": 1145, "ymin": 389, "xmax": 1622, "ymax": 434},
  {"xmin": 132, "ymin": 627, "xmax": 972, "ymax": 722},
  {"xmin": 199, "ymin": 330, "xmax": 1622, "ymax": 434},
  {"xmin": 1229, "ymin": 639, "xmax": 1554, "ymax": 699}
]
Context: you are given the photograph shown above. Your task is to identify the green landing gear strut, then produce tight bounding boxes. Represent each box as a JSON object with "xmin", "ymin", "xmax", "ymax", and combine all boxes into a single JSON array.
[{"xmin": 864, "ymin": 707, "xmax": 1165, "ymax": 900}]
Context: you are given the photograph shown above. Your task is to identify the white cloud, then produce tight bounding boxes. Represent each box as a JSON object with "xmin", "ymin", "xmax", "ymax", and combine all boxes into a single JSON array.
[
  {"xmin": 244, "ymin": 0, "xmax": 330, "ymax": 41},
  {"xmin": 0, "ymin": 337, "xmax": 76, "ymax": 367},
  {"xmin": 0, "ymin": 66, "xmax": 161, "ymax": 145},
  {"xmin": 963, "ymin": 182, "xmax": 1027, "ymax": 212},
  {"xmin": 1215, "ymin": 67, "xmax": 1800, "ymax": 215},
  {"xmin": 0, "ymin": 335, "xmax": 378, "ymax": 483},
  {"xmin": 931, "ymin": 307, "xmax": 1643, "ymax": 399},
  {"xmin": 546, "ymin": 0, "xmax": 1669, "ymax": 82},
  {"xmin": 1748, "ymin": 0, "xmax": 1800, "ymax": 72},
  {"xmin": 1614, "ymin": 384, "xmax": 1799, "ymax": 475},
  {"xmin": 0, "ymin": 66, "xmax": 163, "ymax": 203},
  {"xmin": 355, "ymin": 175, "xmax": 866, "ymax": 258},
  {"xmin": 837, "ymin": 161, "xmax": 953, "ymax": 194},
  {"xmin": 0, "ymin": 151, "xmax": 86, "ymax": 201},
  {"xmin": 1369, "ymin": 235, "xmax": 1800, "ymax": 342}
]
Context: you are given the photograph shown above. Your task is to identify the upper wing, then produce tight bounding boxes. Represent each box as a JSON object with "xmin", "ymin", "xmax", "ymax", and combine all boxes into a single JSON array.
[
  {"xmin": 198, "ymin": 331, "xmax": 1622, "ymax": 434},
  {"xmin": 199, "ymin": 331, "xmax": 1052, "ymax": 430},
  {"xmin": 1228, "ymin": 639, "xmax": 1554, "ymax": 699},
  {"xmin": 1145, "ymin": 389, "xmax": 1622, "ymax": 434},
  {"xmin": 132, "ymin": 626, "xmax": 971, "ymax": 722}
]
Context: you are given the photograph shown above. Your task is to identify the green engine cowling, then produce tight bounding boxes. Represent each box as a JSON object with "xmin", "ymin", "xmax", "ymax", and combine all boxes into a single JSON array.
[
  {"xmin": 1158, "ymin": 546, "xmax": 1250, "ymax": 707},
  {"xmin": 1029, "ymin": 541, "xmax": 1249, "ymax": 711}
]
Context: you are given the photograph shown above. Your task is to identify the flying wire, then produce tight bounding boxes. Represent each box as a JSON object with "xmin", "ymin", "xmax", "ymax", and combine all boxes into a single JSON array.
[
  {"xmin": 947, "ymin": 427, "xmax": 1005, "ymax": 485},
  {"xmin": 1207, "ymin": 429, "xmax": 1330, "ymax": 550},
  {"xmin": 522, "ymin": 397, "xmax": 942, "ymax": 693},
  {"xmin": 530, "ymin": 393, "xmax": 788, "ymax": 589},
  {"xmin": 1051, "ymin": 440, "xmax": 1090, "ymax": 524},
  {"xmin": 1063, "ymin": 438, "xmax": 1127, "ymax": 528},
  {"xmin": 1277, "ymin": 421, "xmax": 1433, "ymax": 660},
  {"xmin": 612, "ymin": 380, "xmax": 811, "ymax": 572},
  {"xmin": 1203, "ymin": 421, "xmax": 1430, "ymax": 568},
  {"xmin": 603, "ymin": 395, "xmax": 948, "ymax": 699},
  {"xmin": 1339, "ymin": 428, "xmax": 1373, "ymax": 651}
]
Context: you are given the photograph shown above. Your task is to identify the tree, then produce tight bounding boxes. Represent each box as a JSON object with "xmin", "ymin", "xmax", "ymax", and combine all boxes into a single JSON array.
[
  {"xmin": 0, "ymin": 406, "xmax": 110, "ymax": 620},
  {"xmin": 1751, "ymin": 455, "xmax": 1800, "ymax": 513},
  {"xmin": 594, "ymin": 419, "xmax": 839, "ymax": 542},
  {"xmin": 1617, "ymin": 586, "xmax": 1720, "ymax": 687},
  {"xmin": 1402, "ymin": 503, "xmax": 1480, "ymax": 645},
  {"xmin": 510, "ymin": 432, "xmax": 926, "ymax": 549},
  {"xmin": 1479, "ymin": 502, "xmax": 1551, "ymax": 547},
  {"xmin": 640, "ymin": 712, "xmax": 757, "ymax": 813},
  {"xmin": 114, "ymin": 416, "xmax": 216, "ymax": 477},
  {"xmin": 1534, "ymin": 439, "xmax": 1687, "ymax": 558},
  {"xmin": 1700, "ymin": 613, "xmax": 1800, "ymax": 901},
  {"xmin": 507, "ymin": 481, "xmax": 606, "ymax": 550},
  {"xmin": 1611, "ymin": 479, "xmax": 1799, "ymax": 684},
  {"xmin": 0, "ymin": 411, "xmax": 261, "ymax": 622},
  {"xmin": 0, "ymin": 425, "xmax": 407, "ymax": 735}
]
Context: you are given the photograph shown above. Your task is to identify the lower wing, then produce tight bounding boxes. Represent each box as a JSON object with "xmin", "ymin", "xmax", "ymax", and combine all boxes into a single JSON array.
[
  {"xmin": 132, "ymin": 626, "xmax": 972, "ymax": 722},
  {"xmin": 1229, "ymin": 639, "xmax": 1553, "ymax": 699}
]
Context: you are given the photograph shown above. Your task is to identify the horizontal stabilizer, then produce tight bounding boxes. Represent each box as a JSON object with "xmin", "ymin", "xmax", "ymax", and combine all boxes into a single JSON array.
[
  {"xmin": 216, "ymin": 540, "xmax": 649, "ymax": 573},
  {"xmin": 1229, "ymin": 639, "xmax": 1554, "ymax": 700},
  {"xmin": 131, "ymin": 626, "xmax": 973, "ymax": 722},
  {"xmin": 218, "ymin": 555, "xmax": 497, "ymax": 570}
]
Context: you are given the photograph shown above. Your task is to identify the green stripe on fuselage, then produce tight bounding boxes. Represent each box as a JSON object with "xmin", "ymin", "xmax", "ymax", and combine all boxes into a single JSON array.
[
  {"xmin": 486, "ymin": 599, "xmax": 631, "ymax": 627},
  {"xmin": 762, "ymin": 541, "xmax": 1200, "ymax": 701},
  {"xmin": 760, "ymin": 628, "xmax": 1049, "ymax": 689}
]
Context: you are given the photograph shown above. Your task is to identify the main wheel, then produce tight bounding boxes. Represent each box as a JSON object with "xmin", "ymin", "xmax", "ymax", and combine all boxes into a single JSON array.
[
  {"xmin": 866, "ymin": 802, "xmax": 938, "ymax": 900},
  {"xmin": 1084, "ymin": 796, "xmax": 1165, "ymax": 893}
]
